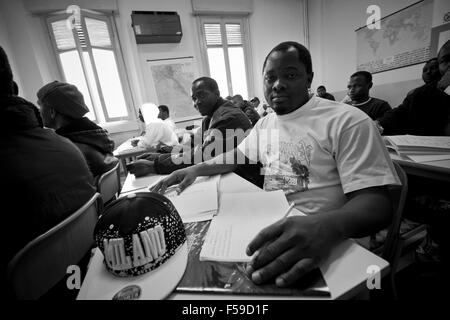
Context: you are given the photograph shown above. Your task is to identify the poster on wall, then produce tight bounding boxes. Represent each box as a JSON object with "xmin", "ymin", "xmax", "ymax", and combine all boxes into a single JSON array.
[
  {"xmin": 147, "ymin": 56, "xmax": 198, "ymax": 121},
  {"xmin": 356, "ymin": 0, "xmax": 434, "ymax": 74}
]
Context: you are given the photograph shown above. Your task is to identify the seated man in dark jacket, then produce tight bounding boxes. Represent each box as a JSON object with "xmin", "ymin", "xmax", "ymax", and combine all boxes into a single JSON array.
[
  {"xmin": 37, "ymin": 81, "xmax": 119, "ymax": 179},
  {"xmin": 0, "ymin": 47, "xmax": 96, "ymax": 278},
  {"xmin": 231, "ymin": 94, "xmax": 261, "ymax": 126},
  {"xmin": 377, "ymin": 40, "xmax": 450, "ymax": 136},
  {"xmin": 127, "ymin": 77, "xmax": 263, "ymax": 187}
]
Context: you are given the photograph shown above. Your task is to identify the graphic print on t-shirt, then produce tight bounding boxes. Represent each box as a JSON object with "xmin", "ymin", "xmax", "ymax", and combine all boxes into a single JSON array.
[{"xmin": 264, "ymin": 138, "xmax": 313, "ymax": 195}]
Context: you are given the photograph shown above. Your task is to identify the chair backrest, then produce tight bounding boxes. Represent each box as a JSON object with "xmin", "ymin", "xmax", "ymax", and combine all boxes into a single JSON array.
[
  {"xmin": 381, "ymin": 161, "xmax": 408, "ymax": 265},
  {"xmin": 7, "ymin": 193, "xmax": 101, "ymax": 300},
  {"xmin": 96, "ymin": 162, "xmax": 121, "ymax": 205}
]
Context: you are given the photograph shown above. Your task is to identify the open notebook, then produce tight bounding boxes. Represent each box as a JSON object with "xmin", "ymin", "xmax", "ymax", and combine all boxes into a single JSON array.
[{"xmin": 176, "ymin": 221, "xmax": 330, "ymax": 297}]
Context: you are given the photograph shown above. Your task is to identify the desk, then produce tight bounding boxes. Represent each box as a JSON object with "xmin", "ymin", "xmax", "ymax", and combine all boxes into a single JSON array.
[
  {"xmin": 113, "ymin": 139, "xmax": 153, "ymax": 174},
  {"xmin": 390, "ymin": 153, "xmax": 450, "ymax": 182},
  {"xmin": 78, "ymin": 172, "xmax": 389, "ymax": 300}
]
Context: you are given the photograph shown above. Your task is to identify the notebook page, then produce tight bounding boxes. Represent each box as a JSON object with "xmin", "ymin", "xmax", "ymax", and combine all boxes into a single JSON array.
[{"xmin": 200, "ymin": 190, "xmax": 290, "ymax": 262}]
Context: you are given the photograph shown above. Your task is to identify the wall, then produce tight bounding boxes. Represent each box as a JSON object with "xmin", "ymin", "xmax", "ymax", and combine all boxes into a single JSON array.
[
  {"xmin": 0, "ymin": 8, "xmax": 23, "ymax": 92},
  {"xmin": 308, "ymin": 0, "xmax": 450, "ymax": 107},
  {"xmin": 1, "ymin": 0, "xmax": 305, "ymax": 145},
  {"xmin": 248, "ymin": 0, "xmax": 305, "ymax": 102}
]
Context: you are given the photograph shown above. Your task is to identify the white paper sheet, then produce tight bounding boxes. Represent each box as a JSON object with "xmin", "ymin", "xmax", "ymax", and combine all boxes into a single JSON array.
[
  {"xmin": 121, "ymin": 174, "xmax": 220, "ymax": 223},
  {"xmin": 199, "ymin": 190, "xmax": 291, "ymax": 262}
]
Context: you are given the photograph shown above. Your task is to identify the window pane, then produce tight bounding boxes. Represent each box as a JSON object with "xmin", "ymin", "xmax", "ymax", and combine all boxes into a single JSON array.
[
  {"xmin": 51, "ymin": 20, "xmax": 76, "ymax": 50},
  {"xmin": 82, "ymin": 52, "xmax": 104, "ymax": 122},
  {"xmin": 59, "ymin": 51, "xmax": 96, "ymax": 121},
  {"xmin": 204, "ymin": 24, "xmax": 222, "ymax": 46},
  {"xmin": 85, "ymin": 17, "xmax": 112, "ymax": 48},
  {"xmin": 225, "ymin": 24, "xmax": 242, "ymax": 45},
  {"xmin": 228, "ymin": 47, "xmax": 248, "ymax": 99},
  {"xmin": 207, "ymin": 48, "xmax": 228, "ymax": 97},
  {"xmin": 92, "ymin": 48, "xmax": 128, "ymax": 118}
]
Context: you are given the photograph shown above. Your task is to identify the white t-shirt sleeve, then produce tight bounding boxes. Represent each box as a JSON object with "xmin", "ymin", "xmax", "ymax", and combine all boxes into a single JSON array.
[
  {"xmin": 335, "ymin": 118, "xmax": 400, "ymax": 194},
  {"xmin": 237, "ymin": 122, "xmax": 260, "ymax": 163}
]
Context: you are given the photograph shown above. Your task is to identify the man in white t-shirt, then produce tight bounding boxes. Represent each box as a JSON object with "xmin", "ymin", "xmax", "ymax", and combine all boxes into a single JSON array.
[
  {"xmin": 131, "ymin": 119, "xmax": 178, "ymax": 149},
  {"xmin": 150, "ymin": 42, "xmax": 400, "ymax": 288},
  {"xmin": 157, "ymin": 104, "xmax": 176, "ymax": 131}
]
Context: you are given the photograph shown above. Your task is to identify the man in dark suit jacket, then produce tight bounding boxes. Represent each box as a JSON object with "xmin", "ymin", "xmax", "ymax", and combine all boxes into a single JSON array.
[{"xmin": 127, "ymin": 77, "xmax": 262, "ymax": 187}]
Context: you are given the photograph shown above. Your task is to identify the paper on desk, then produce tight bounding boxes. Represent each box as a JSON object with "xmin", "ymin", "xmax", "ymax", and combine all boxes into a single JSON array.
[
  {"xmin": 405, "ymin": 153, "xmax": 450, "ymax": 163},
  {"xmin": 199, "ymin": 190, "xmax": 290, "ymax": 262},
  {"xmin": 141, "ymin": 175, "xmax": 220, "ymax": 223},
  {"xmin": 121, "ymin": 174, "xmax": 162, "ymax": 194}
]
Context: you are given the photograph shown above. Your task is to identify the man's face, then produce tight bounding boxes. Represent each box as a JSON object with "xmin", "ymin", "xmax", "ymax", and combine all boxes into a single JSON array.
[
  {"xmin": 347, "ymin": 76, "xmax": 370, "ymax": 102},
  {"xmin": 38, "ymin": 100, "xmax": 55, "ymax": 128},
  {"xmin": 191, "ymin": 81, "xmax": 219, "ymax": 116},
  {"xmin": 317, "ymin": 88, "xmax": 326, "ymax": 97},
  {"xmin": 422, "ymin": 60, "xmax": 440, "ymax": 83},
  {"xmin": 157, "ymin": 110, "xmax": 168, "ymax": 120},
  {"xmin": 438, "ymin": 44, "xmax": 450, "ymax": 76},
  {"xmin": 263, "ymin": 48, "xmax": 313, "ymax": 115}
]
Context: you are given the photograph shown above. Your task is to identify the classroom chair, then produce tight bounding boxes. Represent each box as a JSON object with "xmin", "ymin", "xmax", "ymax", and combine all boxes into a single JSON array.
[
  {"xmin": 96, "ymin": 162, "xmax": 121, "ymax": 207},
  {"xmin": 7, "ymin": 193, "xmax": 101, "ymax": 300},
  {"xmin": 370, "ymin": 161, "xmax": 408, "ymax": 299}
]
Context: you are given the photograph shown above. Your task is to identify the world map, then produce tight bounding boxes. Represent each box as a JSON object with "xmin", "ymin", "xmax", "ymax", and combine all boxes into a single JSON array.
[{"xmin": 357, "ymin": 0, "xmax": 433, "ymax": 74}]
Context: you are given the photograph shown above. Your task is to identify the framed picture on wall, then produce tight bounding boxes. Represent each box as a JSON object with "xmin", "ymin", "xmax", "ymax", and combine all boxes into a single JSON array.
[
  {"xmin": 430, "ymin": 23, "xmax": 450, "ymax": 57},
  {"xmin": 146, "ymin": 56, "xmax": 200, "ymax": 122}
]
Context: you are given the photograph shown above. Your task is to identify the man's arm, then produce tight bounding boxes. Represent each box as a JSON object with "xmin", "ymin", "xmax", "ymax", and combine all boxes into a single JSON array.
[
  {"xmin": 246, "ymin": 186, "xmax": 392, "ymax": 287},
  {"xmin": 149, "ymin": 149, "xmax": 241, "ymax": 194},
  {"xmin": 374, "ymin": 101, "xmax": 392, "ymax": 121},
  {"xmin": 378, "ymin": 95, "xmax": 412, "ymax": 135}
]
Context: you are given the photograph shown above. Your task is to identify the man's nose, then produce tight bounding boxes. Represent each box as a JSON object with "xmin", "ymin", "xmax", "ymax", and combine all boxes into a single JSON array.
[{"xmin": 273, "ymin": 79, "xmax": 286, "ymax": 91}]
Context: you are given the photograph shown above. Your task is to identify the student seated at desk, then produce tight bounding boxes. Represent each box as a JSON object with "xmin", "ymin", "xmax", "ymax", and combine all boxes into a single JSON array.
[
  {"xmin": 376, "ymin": 40, "xmax": 450, "ymax": 136},
  {"xmin": 0, "ymin": 47, "xmax": 96, "ymax": 279},
  {"xmin": 130, "ymin": 119, "xmax": 179, "ymax": 150},
  {"xmin": 37, "ymin": 81, "xmax": 119, "ymax": 179},
  {"xmin": 157, "ymin": 104, "xmax": 176, "ymax": 132},
  {"xmin": 406, "ymin": 58, "xmax": 441, "ymax": 97},
  {"xmin": 344, "ymin": 71, "xmax": 392, "ymax": 121},
  {"xmin": 128, "ymin": 77, "xmax": 263, "ymax": 188},
  {"xmin": 151, "ymin": 42, "xmax": 400, "ymax": 287}
]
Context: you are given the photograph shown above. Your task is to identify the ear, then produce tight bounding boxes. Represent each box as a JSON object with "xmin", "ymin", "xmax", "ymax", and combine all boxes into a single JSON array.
[
  {"xmin": 307, "ymin": 72, "xmax": 314, "ymax": 88},
  {"xmin": 50, "ymin": 107, "xmax": 56, "ymax": 119},
  {"xmin": 368, "ymin": 82, "xmax": 373, "ymax": 90}
]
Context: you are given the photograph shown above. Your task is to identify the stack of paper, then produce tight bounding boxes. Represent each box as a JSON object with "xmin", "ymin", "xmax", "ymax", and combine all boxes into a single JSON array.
[
  {"xmin": 143, "ymin": 175, "xmax": 220, "ymax": 223},
  {"xmin": 199, "ymin": 190, "xmax": 290, "ymax": 262},
  {"xmin": 385, "ymin": 135, "xmax": 450, "ymax": 162}
]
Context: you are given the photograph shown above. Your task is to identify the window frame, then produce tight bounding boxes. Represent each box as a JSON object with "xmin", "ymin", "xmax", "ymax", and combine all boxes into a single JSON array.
[
  {"xmin": 45, "ymin": 10, "xmax": 135, "ymax": 125},
  {"xmin": 197, "ymin": 15, "xmax": 254, "ymax": 99}
]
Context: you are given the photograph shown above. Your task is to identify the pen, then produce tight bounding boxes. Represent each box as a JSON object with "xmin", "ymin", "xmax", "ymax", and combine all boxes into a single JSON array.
[{"xmin": 282, "ymin": 202, "xmax": 295, "ymax": 219}]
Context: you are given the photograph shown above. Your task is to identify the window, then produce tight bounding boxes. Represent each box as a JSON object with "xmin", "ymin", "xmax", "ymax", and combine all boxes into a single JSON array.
[
  {"xmin": 198, "ymin": 17, "xmax": 252, "ymax": 100},
  {"xmin": 46, "ymin": 11, "xmax": 133, "ymax": 124}
]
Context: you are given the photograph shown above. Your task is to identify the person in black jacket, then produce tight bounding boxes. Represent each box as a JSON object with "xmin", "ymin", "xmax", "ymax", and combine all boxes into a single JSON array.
[
  {"xmin": 377, "ymin": 40, "xmax": 450, "ymax": 136},
  {"xmin": 127, "ymin": 77, "xmax": 263, "ymax": 187},
  {"xmin": 1, "ymin": 47, "xmax": 96, "ymax": 280},
  {"xmin": 37, "ymin": 81, "xmax": 119, "ymax": 179}
]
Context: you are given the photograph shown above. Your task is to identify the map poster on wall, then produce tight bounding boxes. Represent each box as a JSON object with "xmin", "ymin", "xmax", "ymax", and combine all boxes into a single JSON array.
[
  {"xmin": 356, "ymin": 0, "xmax": 433, "ymax": 74},
  {"xmin": 147, "ymin": 57, "xmax": 198, "ymax": 121}
]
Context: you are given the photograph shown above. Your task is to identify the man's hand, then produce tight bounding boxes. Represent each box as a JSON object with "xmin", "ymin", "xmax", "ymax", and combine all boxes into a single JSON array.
[
  {"xmin": 245, "ymin": 214, "xmax": 341, "ymax": 287},
  {"xmin": 127, "ymin": 159, "xmax": 155, "ymax": 177},
  {"xmin": 149, "ymin": 167, "xmax": 198, "ymax": 195}
]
